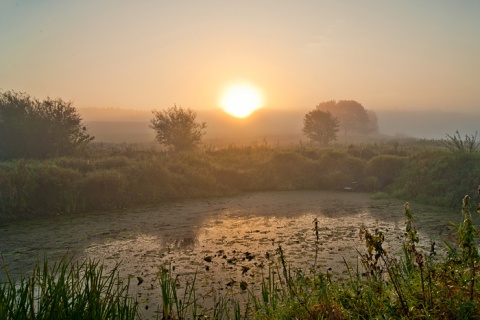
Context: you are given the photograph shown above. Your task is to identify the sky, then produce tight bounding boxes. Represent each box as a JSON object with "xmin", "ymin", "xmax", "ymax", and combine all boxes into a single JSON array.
[{"xmin": 1, "ymin": 0, "xmax": 480, "ymax": 114}]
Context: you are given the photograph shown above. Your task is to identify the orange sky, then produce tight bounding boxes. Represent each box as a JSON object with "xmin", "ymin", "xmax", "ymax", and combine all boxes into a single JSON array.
[{"xmin": 1, "ymin": 1, "xmax": 479, "ymax": 114}]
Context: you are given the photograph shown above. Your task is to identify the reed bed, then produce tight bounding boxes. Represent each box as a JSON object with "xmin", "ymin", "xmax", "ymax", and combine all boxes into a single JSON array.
[{"xmin": 1, "ymin": 134, "xmax": 480, "ymax": 222}]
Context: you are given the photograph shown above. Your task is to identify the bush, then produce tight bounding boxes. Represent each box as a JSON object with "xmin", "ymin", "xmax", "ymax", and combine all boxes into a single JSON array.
[
  {"xmin": 393, "ymin": 151, "xmax": 480, "ymax": 207},
  {"xmin": 269, "ymin": 152, "xmax": 315, "ymax": 190},
  {"xmin": 365, "ymin": 155, "xmax": 407, "ymax": 189}
]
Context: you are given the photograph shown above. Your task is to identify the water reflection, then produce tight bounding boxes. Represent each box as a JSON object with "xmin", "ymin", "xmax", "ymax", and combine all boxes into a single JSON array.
[{"xmin": 0, "ymin": 190, "xmax": 467, "ymax": 318}]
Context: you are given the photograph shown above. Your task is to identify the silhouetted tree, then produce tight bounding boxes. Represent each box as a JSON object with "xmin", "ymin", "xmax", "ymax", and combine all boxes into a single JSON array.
[
  {"xmin": 0, "ymin": 91, "xmax": 94, "ymax": 159},
  {"xmin": 150, "ymin": 105, "xmax": 206, "ymax": 152},
  {"xmin": 316, "ymin": 100, "xmax": 378, "ymax": 135},
  {"xmin": 302, "ymin": 109, "xmax": 339, "ymax": 145}
]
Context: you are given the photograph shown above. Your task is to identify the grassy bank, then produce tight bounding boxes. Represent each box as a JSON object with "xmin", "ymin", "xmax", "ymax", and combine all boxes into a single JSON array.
[
  {"xmin": 1, "ymin": 139, "xmax": 479, "ymax": 222},
  {"xmin": 0, "ymin": 142, "xmax": 400, "ymax": 221}
]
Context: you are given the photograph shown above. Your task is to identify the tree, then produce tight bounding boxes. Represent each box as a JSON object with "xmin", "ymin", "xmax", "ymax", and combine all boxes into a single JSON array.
[
  {"xmin": 302, "ymin": 109, "xmax": 339, "ymax": 145},
  {"xmin": 316, "ymin": 100, "xmax": 378, "ymax": 135},
  {"xmin": 150, "ymin": 105, "xmax": 206, "ymax": 152},
  {"xmin": 0, "ymin": 91, "xmax": 94, "ymax": 159}
]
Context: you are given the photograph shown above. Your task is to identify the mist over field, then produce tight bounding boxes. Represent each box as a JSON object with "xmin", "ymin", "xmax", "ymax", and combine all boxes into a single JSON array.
[{"xmin": 80, "ymin": 107, "xmax": 480, "ymax": 144}]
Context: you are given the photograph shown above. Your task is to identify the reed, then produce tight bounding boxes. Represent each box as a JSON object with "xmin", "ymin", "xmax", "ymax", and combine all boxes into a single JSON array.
[{"xmin": 0, "ymin": 256, "xmax": 138, "ymax": 320}]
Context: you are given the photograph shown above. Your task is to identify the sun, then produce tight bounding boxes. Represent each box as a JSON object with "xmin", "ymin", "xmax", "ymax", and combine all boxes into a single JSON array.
[{"xmin": 220, "ymin": 83, "xmax": 263, "ymax": 118}]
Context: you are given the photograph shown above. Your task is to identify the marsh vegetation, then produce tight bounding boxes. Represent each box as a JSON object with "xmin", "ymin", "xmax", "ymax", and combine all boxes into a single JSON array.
[{"xmin": 1, "ymin": 136, "xmax": 479, "ymax": 222}]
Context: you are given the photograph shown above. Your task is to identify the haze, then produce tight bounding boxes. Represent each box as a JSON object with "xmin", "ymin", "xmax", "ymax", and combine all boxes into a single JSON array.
[{"xmin": 1, "ymin": 1, "xmax": 480, "ymax": 141}]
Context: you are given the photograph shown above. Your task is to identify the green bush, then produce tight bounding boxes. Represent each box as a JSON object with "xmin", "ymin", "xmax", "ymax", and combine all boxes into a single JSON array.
[
  {"xmin": 269, "ymin": 152, "xmax": 315, "ymax": 190},
  {"xmin": 392, "ymin": 151, "xmax": 480, "ymax": 206},
  {"xmin": 365, "ymin": 155, "xmax": 407, "ymax": 189}
]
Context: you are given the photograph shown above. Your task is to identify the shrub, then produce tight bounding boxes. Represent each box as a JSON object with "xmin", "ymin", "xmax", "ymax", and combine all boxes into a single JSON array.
[
  {"xmin": 365, "ymin": 155, "xmax": 407, "ymax": 189},
  {"xmin": 392, "ymin": 151, "xmax": 480, "ymax": 207},
  {"xmin": 270, "ymin": 152, "xmax": 315, "ymax": 189}
]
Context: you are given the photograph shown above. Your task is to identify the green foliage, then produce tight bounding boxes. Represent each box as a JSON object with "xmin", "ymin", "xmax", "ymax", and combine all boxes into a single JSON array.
[
  {"xmin": 269, "ymin": 152, "xmax": 316, "ymax": 190},
  {"xmin": 2, "ymin": 138, "xmax": 480, "ymax": 221},
  {"xmin": 392, "ymin": 151, "xmax": 480, "ymax": 207},
  {"xmin": 150, "ymin": 105, "xmax": 207, "ymax": 152},
  {"xmin": 302, "ymin": 109, "xmax": 339, "ymax": 145},
  {"xmin": 0, "ymin": 257, "xmax": 138, "ymax": 319},
  {"xmin": 0, "ymin": 91, "xmax": 93, "ymax": 159},
  {"xmin": 318, "ymin": 150, "xmax": 365, "ymax": 180},
  {"xmin": 249, "ymin": 194, "xmax": 480, "ymax": 319},
  {"xmin": 365, "ymin": 155, "xmax": 407, "ymax": 188},
  {"xmin": 157, "ymin": 265, "xmax": 199, "ymax": 320},
  {"xmin": 80, "ymin": 170, "xmax": 127, "ymax": 210}
]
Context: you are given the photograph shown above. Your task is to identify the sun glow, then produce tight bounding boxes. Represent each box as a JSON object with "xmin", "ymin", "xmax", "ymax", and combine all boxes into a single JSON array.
[{"xmin": 220, "ymin": 83, "xmax": 263, "ymax": 118}]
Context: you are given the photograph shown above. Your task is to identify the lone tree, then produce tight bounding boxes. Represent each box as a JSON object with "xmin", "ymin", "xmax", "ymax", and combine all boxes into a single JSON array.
[
  {"xmin": 150, "ymin": 105, "xmax": 206, "ymax": 152},
  {"xmin": 0, "ymin": 91, "xmax": 94, "ymax": 159},
  {"xmin": 302, "ymin": 109, "xmax": 339, "ymax": 145}
]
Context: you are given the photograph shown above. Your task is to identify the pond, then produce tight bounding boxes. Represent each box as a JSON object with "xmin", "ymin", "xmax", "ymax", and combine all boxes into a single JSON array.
[{"xmin": 0, "ymin": 190, "xmax": 471, "ymax": 318}]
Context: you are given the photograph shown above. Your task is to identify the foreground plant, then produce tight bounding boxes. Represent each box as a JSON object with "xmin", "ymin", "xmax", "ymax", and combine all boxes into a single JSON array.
[
  {"xmin": 0, "ymin": 256, "xmax": 138, "ymax": 320},
  {"xmin": 245, "ymin": 191, "xmax": 480, "ymax": 319}
]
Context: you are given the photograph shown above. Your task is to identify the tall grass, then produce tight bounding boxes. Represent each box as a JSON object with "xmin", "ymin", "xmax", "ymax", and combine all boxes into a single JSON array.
[
  {"xmin": 0, "ymin": 145, "xmax": 375, "ymax": 221},
  {"xmin": 0, "ymin": 256, "xmax": 138, "ymax": 320},
  {"xmin": 2, "ymin": 138, "xmax": 478, "ymax": 221},
  {"xmin": 0, "ymin": 140, "xmax": 480, "ymax": 221}
]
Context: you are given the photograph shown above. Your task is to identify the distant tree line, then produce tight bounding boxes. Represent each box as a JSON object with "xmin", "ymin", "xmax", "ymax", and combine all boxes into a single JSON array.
[
  {"xmin": 1, "ymin": 90, "xmax": 378, "ymax": 158},
  {"xmin": 0, "ymin": 91, "xmax": 93, "ymax": 159}
]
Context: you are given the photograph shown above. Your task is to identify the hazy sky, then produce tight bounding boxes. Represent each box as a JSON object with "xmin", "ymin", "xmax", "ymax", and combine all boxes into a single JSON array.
[{"xmin": 1, "ymin": 1, "xmax": 479, "ymax": 113}]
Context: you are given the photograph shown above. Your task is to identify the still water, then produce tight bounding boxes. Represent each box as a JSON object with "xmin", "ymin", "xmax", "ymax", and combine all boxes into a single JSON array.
[{"xmin": 0, "ymin": 190, "xmax": 472, "ymax": 318}]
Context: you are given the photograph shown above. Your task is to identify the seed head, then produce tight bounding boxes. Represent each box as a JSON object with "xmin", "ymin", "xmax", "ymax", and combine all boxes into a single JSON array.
[{"xmin": 463, "ymin": 195, "xmax": 470, "ymax": 209}]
